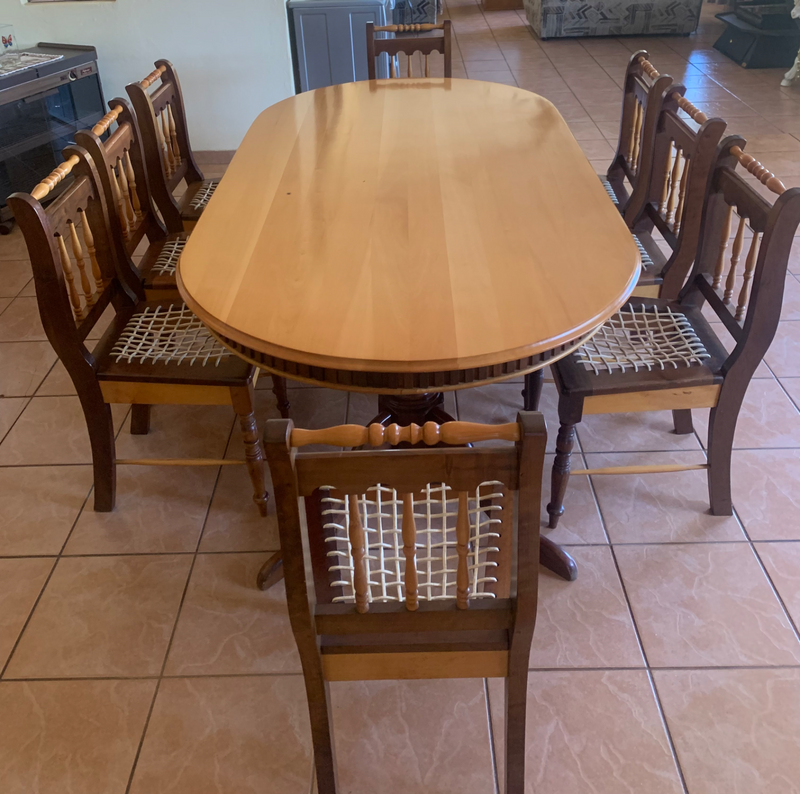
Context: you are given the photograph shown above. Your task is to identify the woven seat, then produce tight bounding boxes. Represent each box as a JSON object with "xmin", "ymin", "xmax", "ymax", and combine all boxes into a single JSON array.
[
  {"xmin": 321, "ymin": 482, "xmax": 505, "ymax": 606},
  {"xmin": 576, "ymin": 305, "xmax": 711, "ymax": 375},
  {"xmin": 599, "ymin": 176, "xmax": 620, "ymax": 206},
  {"xmin": 110, "ymin": 303, "xmax": 232, "ymax": 367},
  {"xmin": 633, "ymin": 233, "xmax": 655, "ymax": 272},
  {"xmin": 186, "ymin": 179, "xmax": 219, "ymax": 211},
  {"xmin": 150, "ymin": 238, "xmax": 186, "ymax": 277}
]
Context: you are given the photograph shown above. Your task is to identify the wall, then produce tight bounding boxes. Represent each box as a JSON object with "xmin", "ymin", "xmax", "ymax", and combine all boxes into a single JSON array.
[{"xmin": 1, "ymin": 0, "xmax": 295, "ymax": 150}]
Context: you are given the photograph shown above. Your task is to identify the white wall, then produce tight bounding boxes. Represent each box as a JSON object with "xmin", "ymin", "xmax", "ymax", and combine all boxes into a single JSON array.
[{"xmin": 1, "ymin": 0, "xmax": 295, "ymax": 150}]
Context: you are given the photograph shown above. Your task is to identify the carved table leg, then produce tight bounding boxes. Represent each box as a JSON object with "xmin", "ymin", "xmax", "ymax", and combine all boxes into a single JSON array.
[{"xmin": 539, "ymin": 536, "xmax": 577, "ymax": 581}]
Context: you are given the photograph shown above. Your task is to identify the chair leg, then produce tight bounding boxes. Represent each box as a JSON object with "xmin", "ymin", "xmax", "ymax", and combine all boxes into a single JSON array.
[
  {"xmin": 672, "ymin": 408, "xmax": 693, "ymax": 435},
  {"xmin": 547, "ymin": 421, "xmax": 576, "ymax": 529},
  {"xmin": 78, "ymin": 387, "xmax": 116, "ymax": 512},
  {"xmin": 707, "ymin": 403, "xmax": 736, "ymax": 516},
  {"xmin": 230, "ymin": 386, "xmax": 269, "ymax": 517},
  {"xmin": 504, "ymin": 667, "xmax": 529, "ymax": 794},
  {"xmin": 130, "ymin": 404, "xmax": 151, "ymax": 435},
  {"xmin": 522, "ymin": 369, "xmax": 544, "ymax": 412},
  {"xmin": 307, "ymin": 680, "xmax": 339, "ymax": 794},
  {"xmin": 272, "ymin": 375, "xmax": 290, "ymax": 419}
]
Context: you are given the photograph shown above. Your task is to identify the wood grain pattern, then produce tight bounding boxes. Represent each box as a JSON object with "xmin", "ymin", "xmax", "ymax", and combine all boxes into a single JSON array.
[
  {"xmin": 321, "ymin": 649, "xmax": 508, "ymax": 680},
  {"xmin": 178, "ymin": 80, "xmax": 639, "ymax": 375}
]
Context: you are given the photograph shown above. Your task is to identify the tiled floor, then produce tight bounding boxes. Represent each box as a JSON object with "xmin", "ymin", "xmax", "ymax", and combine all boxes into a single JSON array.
[{"xmin": 3, "ymin": 2, "xmax": 800, "ymax": 792}]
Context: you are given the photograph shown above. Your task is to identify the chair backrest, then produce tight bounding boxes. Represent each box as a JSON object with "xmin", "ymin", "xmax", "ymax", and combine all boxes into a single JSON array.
[
  {"xmin": 628, "ymin": 89, "xmax": 727, "ymax": 297},
  {"xmin": 7, "ymin": 147, "xmax": 139, "ymax": 369},
  {"xmin": 607, "ymin": 52, "xmax": 673, "ymax": 213},
  {"xmin": 366, "ymin": 21, "xmax": 452, "ymax": 79},
  {"xmin": 75, "ymin": 98, "xmax": 167, "ymax": 271},
  {"xmin": 265, "ymin": 414, "xmax": 546, "ymax": 681},
  {"xmin": 682, "ymin": 136, "xmax": 800, "ymax": 381},
  {"xmin": 126, "ymin": 60, "xmax": 203, "ymax": 232}
]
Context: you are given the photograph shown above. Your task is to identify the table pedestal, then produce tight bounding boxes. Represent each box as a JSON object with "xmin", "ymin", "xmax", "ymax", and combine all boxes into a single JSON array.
[{"xmin": 256, "ymin": 389, "xmax": 578, "ymax": 589}]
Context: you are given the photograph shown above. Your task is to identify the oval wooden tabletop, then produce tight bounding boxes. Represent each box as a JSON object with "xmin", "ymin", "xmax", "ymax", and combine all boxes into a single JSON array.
[{"xmin": 178, "ymin": 78, "xmax": 640, "ymax": 376}]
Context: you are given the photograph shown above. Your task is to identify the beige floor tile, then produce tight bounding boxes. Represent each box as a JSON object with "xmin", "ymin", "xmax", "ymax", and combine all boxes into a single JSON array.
[
  {"xmin": 542, "ymin": 453, "xmax": 607, "ymax": 545},
  {"xmin": 488, "ymin": 671, "xmax": 683, "ymax": 794},
  {"xmin": 5, "ymin": 554, "xmax": 192, "ymax": 678},
  {"xmin": 115, "ymin": 404, "xmax": 234, "ymax": 460},
  {"xmin": 34, "ymin": 358, "xmax": 75, "ymax": 396},
  {"xmin": 0, "ymin": 397, "xmax": 27, "ymax": 442},
  {"xmin": 0, "ymin": 396, "xmax": 128, "ymax": 466},
  {"xmin": 655, "ymin": 668, "xmax": 800, "ymax": 794},
  {"xmin": 732, "ymin": 449, "xmax": 800, "ymax": 541},
  {"xmin": 0, "ymin": 558, "xmax": 54, "ymax": 668},
  {"xmin": 0, "ymin": 679, "xmax": 155, "ymax": 794},
  {"xmin": 331, "ymin": 678, "xmax": 495, "ymax": 794},
  {"xmin": 0, "ymin": 227, "xmax": 31, "ymax": 260},
  {"xmin": 129, "ymin": 676, "xmax": 312, "ymax": 794},
  {"xmin": 165, "ymin": 555, "xmax": 300, "ymax": 676},
  {"xmin": 577, "ymin": 410, "xmax": 702, "ymax": 453},
  {"xmin": 693, "ymin": 378, "xmax": 800, "ymax": 449},
  {"xmin": 65, "ymin": 466, "xmax": 218, "ymax": 554},
  {"xmin": 765, "ymin": 321, "xmax": 800, "ymax": 377},
  {"xmin": 0, "ymin": 465, "xmax": 93, "ymax": 555},
  {"xmin": 0, "ymin": 260, "xmax": 32, "ymax": 298},
  {"xmin": 616, "ymin": 543, "xmax": 800, "ymax": 667},
  {"xmin": 755, "ymin": 541, "xmax": 800, "ymax": 627},
  {"xmin": 782, "ymin": 375, "xmax": 800, "ymax": 409},
  {"xmin": 587, "ymin": 451, "xmax": 745, "ymax": 543},
  {"xmin": 530, "ymin": 546, "xmax": 643, "ymax": 668},
  {"xmin": 0, "ymin": 297, "xmax": 46, "ymax": 342},
  {"xmin": 0, "ymin": 342, "xmax": 57, "ymax": 397}
]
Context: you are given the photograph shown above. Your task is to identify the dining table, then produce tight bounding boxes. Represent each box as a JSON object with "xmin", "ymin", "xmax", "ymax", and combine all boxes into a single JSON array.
[{"xmin": 177, "ymin": 77, "xmax": 641, "ymax": 584}]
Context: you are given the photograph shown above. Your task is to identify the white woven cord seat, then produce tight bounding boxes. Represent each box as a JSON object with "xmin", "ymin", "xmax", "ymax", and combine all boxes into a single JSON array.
[
  {"xmin": 576, "ymin": 304, "xmax": 711, "ymax": 375},
  {"xmin": 151, "ymin": 239, "xmax": 187, "ymax": 276},
  {"xmin": 110, "ymin": 303, "xmax": 233, "ymax": 366},
  {"xmin": 599, "ymin": 176, "xmax": 620, "ymax": 206},
  {"xmin": 320, "ymin": 482, "xmax": 506, "ymax": 606},
  {"xmin": 632, "ymin": 234, "xmax": 655, "ymax": 272},
  {"xmin": 188, "ymin": 179, "xmax": 219, "ymax": 211}
]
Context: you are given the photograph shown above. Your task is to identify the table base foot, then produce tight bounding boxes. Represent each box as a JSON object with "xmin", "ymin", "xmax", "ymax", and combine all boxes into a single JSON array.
[
  {"xmin": 539, "ymin": 536, "xmax": 578, "ymax": 581},
  {"xmin": 256, "ymin": 551, "xmax": 284, "ymax": 591}
]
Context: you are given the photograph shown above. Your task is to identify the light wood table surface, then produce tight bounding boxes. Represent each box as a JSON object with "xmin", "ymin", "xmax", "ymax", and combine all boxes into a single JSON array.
[{"xmin": 177, "ymin": 78, "xmax": 640, "ymax": 584}]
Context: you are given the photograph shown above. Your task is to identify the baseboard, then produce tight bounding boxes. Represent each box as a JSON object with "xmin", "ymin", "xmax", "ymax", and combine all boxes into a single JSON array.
[{"xmin": 195, "ymin": 150, "xmax": 235, "ymax": 165}]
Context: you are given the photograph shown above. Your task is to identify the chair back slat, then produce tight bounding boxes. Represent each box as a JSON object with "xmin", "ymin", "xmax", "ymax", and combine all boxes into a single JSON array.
[
  {"xmin": 366, "ymin": 21, "xmax": 452, "ymax": 80},
  {"xmin": 401, "ymin": 493, "xmax": 419, "ymax": 610}
]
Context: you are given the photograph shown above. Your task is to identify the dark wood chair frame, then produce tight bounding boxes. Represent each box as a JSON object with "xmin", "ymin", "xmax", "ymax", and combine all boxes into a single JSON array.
[
  {"xmin": 264, "ymin": 413, "xmax": 547, "ymax": 794},
  {"xmin": 126, "ymin": 60, "xmax": 210, "ymax": 233},
  {"xmin": 532, "ymin": 136, "xmax": 800, "ymax": 528},
  {"xmin": 75, "ymin": 98, "xmax": 184, "ymax": 299},
  {"xmin": 8, "ymin": 147, "xmax": 285, "ymax": 513},
  {"xmin": 366, "ymin": 21, "xmax": 453, "ymax": 79}
]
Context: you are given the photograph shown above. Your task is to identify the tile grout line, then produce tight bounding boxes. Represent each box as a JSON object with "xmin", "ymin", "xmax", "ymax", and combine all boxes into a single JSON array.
[{"xmin": 482, "ymin": 677, "xmax": 501, "ymax": 794}]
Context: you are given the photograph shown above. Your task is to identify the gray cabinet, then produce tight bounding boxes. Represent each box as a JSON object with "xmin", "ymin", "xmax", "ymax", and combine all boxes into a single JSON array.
[{"xmin": 289, "ymin": 0, "xmax": 394, "ymax": 91}]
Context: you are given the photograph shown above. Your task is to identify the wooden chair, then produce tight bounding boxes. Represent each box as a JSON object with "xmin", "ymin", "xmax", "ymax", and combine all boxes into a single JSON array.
[
  {"xmin": 8, "ymin": 147, "xmax": 288, "ymax": 513},
  {"xmin": 264, "ymin": 414, "xmax": 547, "ymax": 794},
  {"xmin": 625, "ymin": 63, "xmax": 727, "ymax": 301},
  {"xmin": 74, "ymin": 99, "xmax": 188, "ymax": 299},
  {"xmin": 365, "ymin": 21, "xmax": 452, "ymax": 79},
  {"xmin": 126, "ymin": 60, "xmax": 216, "ymax": 233},
  {"xmin": 530, "ymin": 137, "xmax": 800, "ymax": 529},
  {"xmin": 603, "ymin": 52, "xmax": 673, "ymax": 214}
]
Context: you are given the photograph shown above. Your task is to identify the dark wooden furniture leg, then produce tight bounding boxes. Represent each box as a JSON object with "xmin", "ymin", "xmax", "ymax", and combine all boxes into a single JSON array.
[
  {"xmin": 539, "ymin": 535, "xmax": 578, "ymax": 581},
  {"xmin": 547, "ymin": 421, "xmax": 577, "ymax": 529},
  {"xmin": 672, "ymin": 408, "xmax": 693, "ymax": 435},
  {"xmin": 522, "ymin": 369, "xmax": 544, "ymax": 411},
  {"xmin": 272, "ymin": 375, "xmax": 291, "ymax": 419},
  {"xmin": 130, "ymin": 404, "xmax": 151, "ymax": 435},
  {"xmin": 230, "ymin": 385, "xmax": 269, "ymax": 517},
  {"xmin": 256, "ymin": 551, "xmax": 284, "ymax": 590}
]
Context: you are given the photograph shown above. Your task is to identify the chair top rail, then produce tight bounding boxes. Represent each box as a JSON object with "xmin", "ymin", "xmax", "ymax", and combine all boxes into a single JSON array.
[
  {"xmin": 636, "ymin": 55, "xmax": 708, "ymax": 124},
  {"xmin": 374, "ymin": 23, "xmax": 445, "ymax": 32},
  {"xmin": 92, "ymin": 104, "xmax": 124, "ymax": 137},
  {"xmin": 140, "ymin": 64, "xmax": 166, "ymax": 89},
  {"xmin": 30, "ymin": 155, "xmax": 80, "ymax": 201}
]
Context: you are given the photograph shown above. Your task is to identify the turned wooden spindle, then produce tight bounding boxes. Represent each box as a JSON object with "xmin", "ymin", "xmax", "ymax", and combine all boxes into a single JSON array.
[
  {"xmin": 166, "ymin": 104, "xmax": 181, "ymax": 162},
  {"xmin": 425, "ymin": 53, "xmax": 430, "ymax": 77},
  {"xmin": 725, "ymin": 215, "xmax": 746, "ymax": 305},
  {"xmin": 390, "ymin": 56, "xmax": 397, "ymax": 78},
  {"xmin": 348, "ymin": 495, "xmax": 370, "ymax": 613},
  {"xmin": 658, "ymin": 145, "xmax": 674, "ymax": 215},
  {"xmin": 737, "ymin": 232, "xmax": 760, "ymax": 321},
  {"xmin": 116, "ymin": 156, "xmax": 136, "ymax": 229},
  {"xmin": 672, "ymin": 94, "xmax": 708, "ymax": 124},
  {"xmin": 375, "ymin": 23, "xmax": 444, "ymax": 32},
  {"xmin": 730, "ymin": 145, "xmax": 787, "ymax": 195},
  {"xmin": 55, "ymin": 233, "xmax": 84, "ymax": 320},
  {"xmin": 665, "ymin": 146, "xmax": 683, "ymax": 225},
  {"xmin": 140, "ymin": 64, "xmax": 166, "ymax": 89},
  {"xmin": 401, "ymin": 494, "xmax": 419, "ymax": 611},
  {"xmin": 108, "ymin": 164, "xmax": 129, "ymax": 240},
  {"xmin": 455, "ymin": 491, "xmax": 470, "ymax": 610},
  {"xmin": 713, "ymin": 204, "xmax": 734, "ymax": 289},
  {"xmin": 636, "ymin": 55, "xmax": 661, "ymax": 80},
  {"xmin": 91, "ymin": 104, "xmax": 123, "ymax": 137},
  {"xmin": 67, "ymin": 220, "xmax": 94, "ymax": 306},
  {"xmin": 673, "ymin": 155, "xmax": 689, "ymax": 235},
  {"xmin": 630, "ymin": 102, "xmax": 643, "ymax": 172},
  {"xmin": 161, "ymin": 110, "xmax": 176, "ymax": 171},
  {"xmin": 77, "ymin": 208, "xmax": 103, "ymax": 293},
  {"xmin": 290, "ymin": 421, "xmax": 521, "ymax": 448},
  {"xmin": 407, "ymin": 52, "xmax": 413, "ymax": 78},
  {"xmin": 31, "ymin": 155, "xmax": 80, "ymax": 201},
  {"xmin": 156, "ymin": 114, "xmax": 172, "ymax": 176},
  {"xmin": 123, "ymin": 150, "xmax": 143, "ymax": 220}
]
